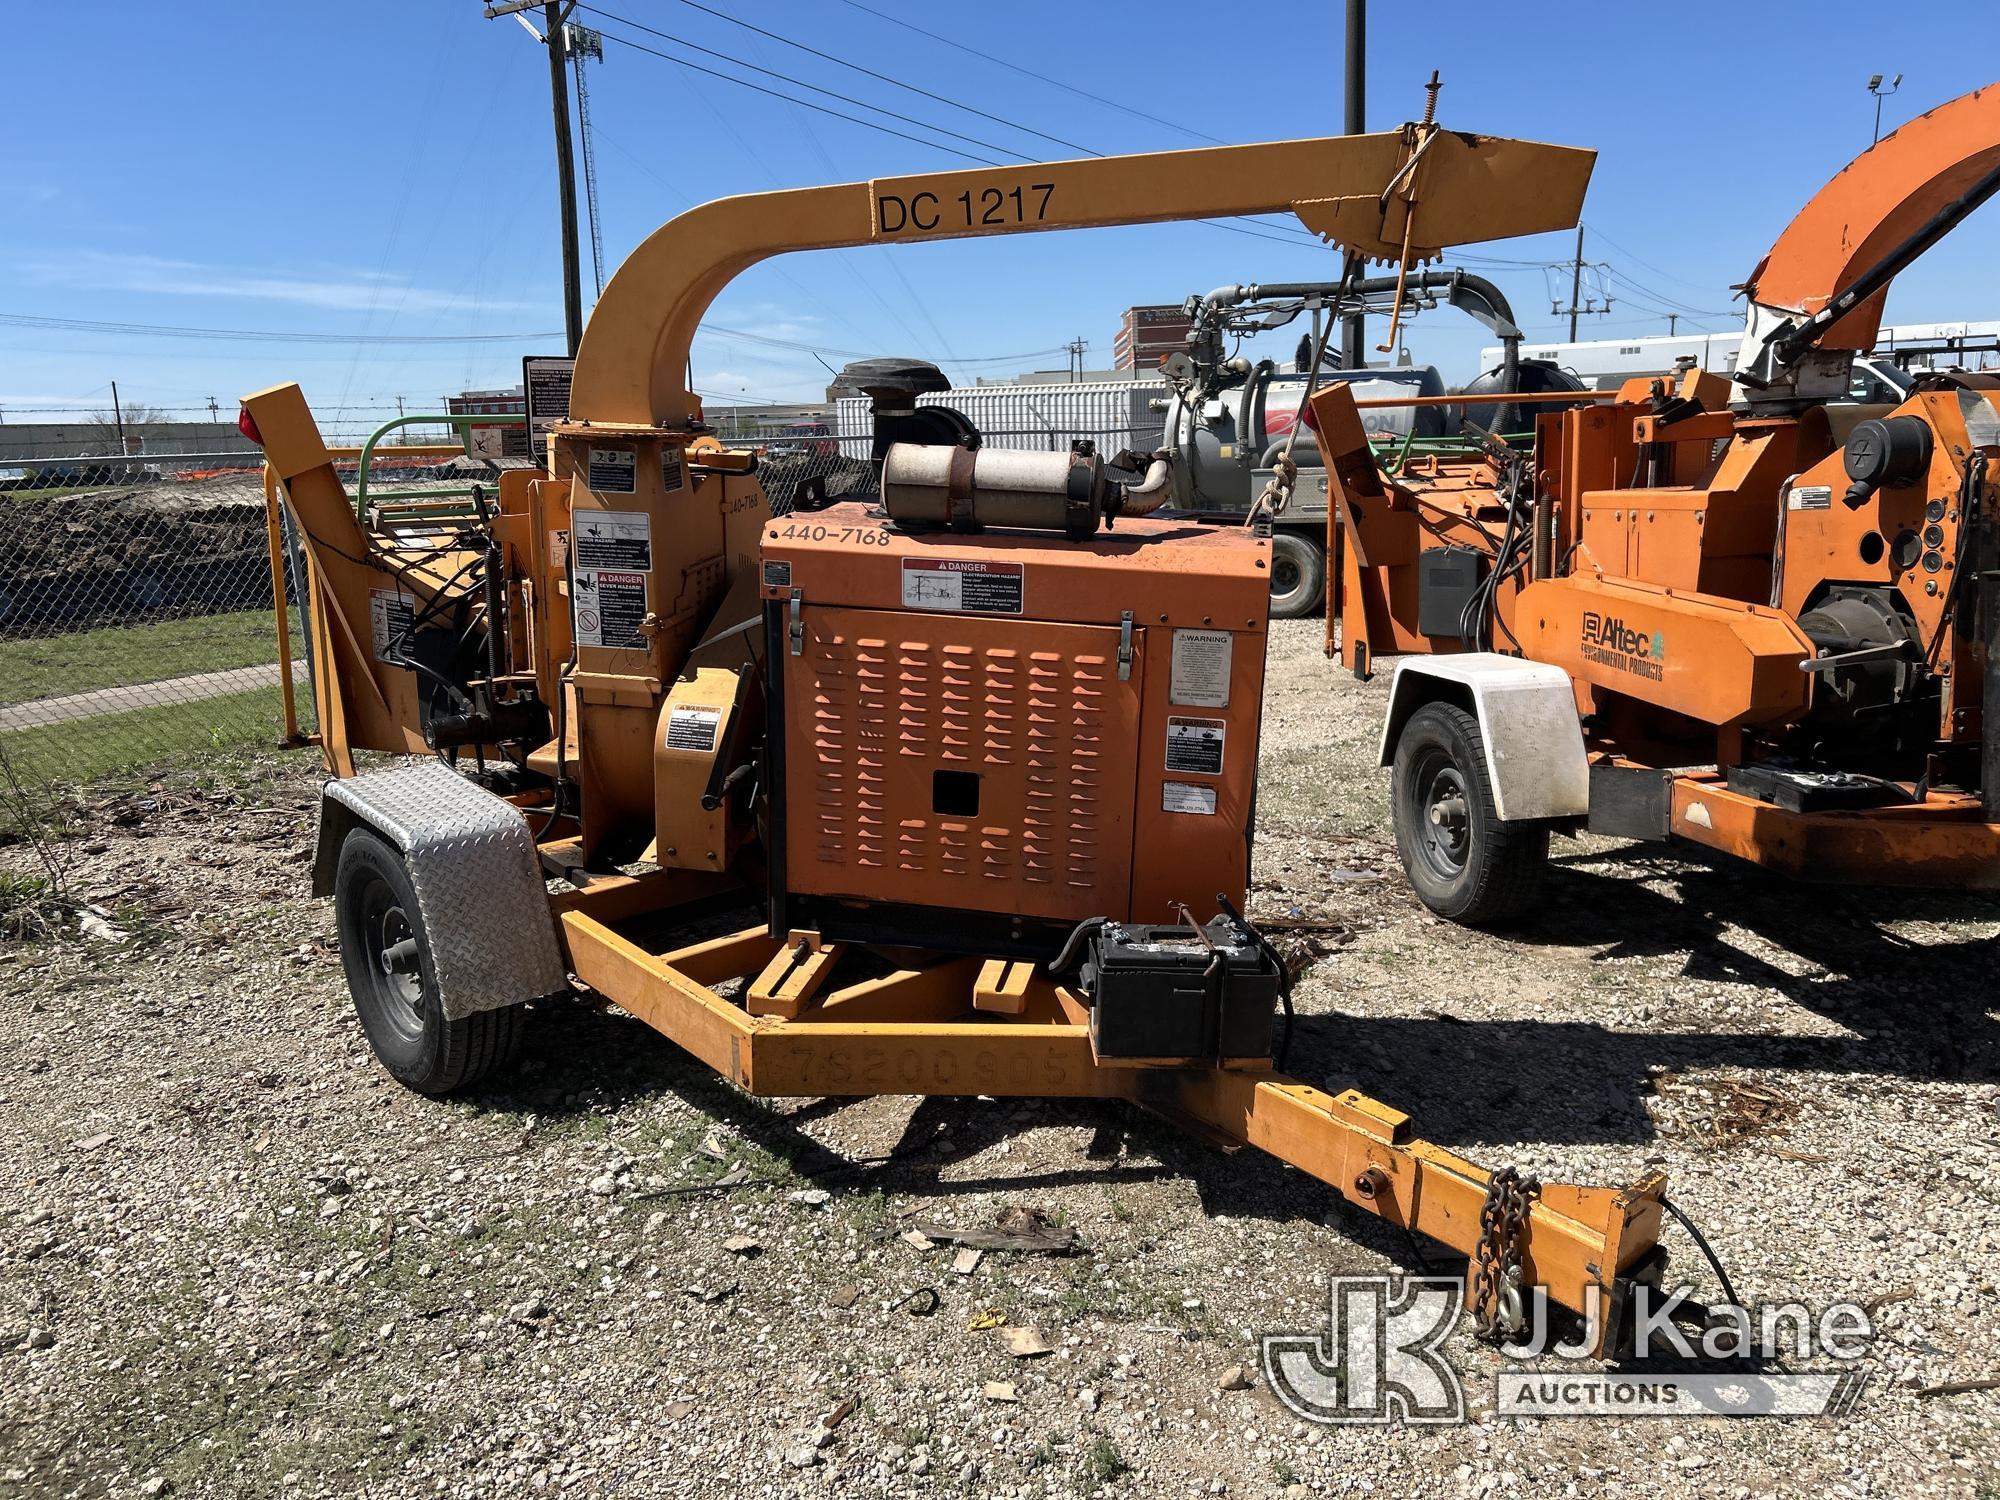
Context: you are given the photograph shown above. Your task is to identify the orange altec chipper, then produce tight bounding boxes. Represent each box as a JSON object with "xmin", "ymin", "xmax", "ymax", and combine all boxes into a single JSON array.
[
  {"xmin": 1323, "ymin": 82, "xmax": 2000, "ymax": 925},
  {"xmin": 239, "ymin": 113, "xmax": 1667, "ymax": 1348}
]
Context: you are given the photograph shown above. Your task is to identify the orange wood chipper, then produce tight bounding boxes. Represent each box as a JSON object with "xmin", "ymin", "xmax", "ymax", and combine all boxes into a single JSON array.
[
  {"xmin": 1315, "ymin": 82, "xmax": 2000, "ymax": 924},
  {"xmin": 240, "ymin": 117, "xmax": 1668, "ymax": 1345}
]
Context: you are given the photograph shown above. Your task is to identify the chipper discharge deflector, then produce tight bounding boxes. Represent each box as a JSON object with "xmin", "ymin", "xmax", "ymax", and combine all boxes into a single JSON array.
[{"xmin": 242, "ymin": 111, "xmax": 1665, "ymax": 1346}]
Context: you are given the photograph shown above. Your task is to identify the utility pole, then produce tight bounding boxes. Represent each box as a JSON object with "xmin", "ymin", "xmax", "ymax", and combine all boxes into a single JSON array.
[
  {"xmin": 1567, "ymin": 226, "xmax": 1585, "ymax": 342},
  {"xmin": 1339, "ymin": 0, "xmax": 1366, "ymax": 369},
  {"xmin": 395, "ymin": 395, "xmax": 407, "ymax": 419},
  {"xmin": 206, "ymin": 396, "xmax": 220, "ymax": 423},
  {"xmin": 110, "ymin": 380, "xmax": 127, "ymax": 455},
  {"xmin": 1065, "ymin": 337, "xmax": 1089, "ymax": 382},
  {"xmin": 485, "ymin": 2, "xmax": 585, "ymax": 355},
  {"xmin": 545, "ymin": 3, "xmax": 583, "ymax": 355}
]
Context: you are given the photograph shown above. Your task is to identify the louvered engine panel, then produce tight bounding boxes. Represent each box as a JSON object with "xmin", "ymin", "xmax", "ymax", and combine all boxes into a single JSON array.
[{"xmin": 785, "ymin": 607, "xmax": 1142, "ymax": 922}]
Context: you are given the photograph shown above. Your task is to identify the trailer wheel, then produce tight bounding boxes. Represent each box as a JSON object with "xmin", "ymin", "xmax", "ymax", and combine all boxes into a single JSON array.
[
  {"xmin": 333, "ymin": 827, "xmax": 522, "ymax": 1094},
  {"xmin": 1268, "ymin": 531, "xmax": 1325, "ymax": 618},
  {"xmin": 1390, "ymin": 702, "xmax": 1547, "ymax": 925}
]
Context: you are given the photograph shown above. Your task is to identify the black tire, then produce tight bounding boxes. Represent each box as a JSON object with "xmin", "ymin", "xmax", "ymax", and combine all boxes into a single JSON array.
[
  {"xmin": 1390, "ymin": 701, "xmax": 1548, "ymax": 926},
  {"xmin": 333, "ymin": 828, "xmax": 522, "ymax": 1095},
  {"xmin": 1268, "ymin": 530, "xmax": 1326, "ymax": 618}
]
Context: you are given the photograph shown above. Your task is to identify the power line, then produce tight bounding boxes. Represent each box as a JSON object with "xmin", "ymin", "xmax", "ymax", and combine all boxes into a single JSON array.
[
  {"xmin": 588, "ymin": 1, "xmax": 1092, "ymax": 159},
  {"xmin": 583, "ymin": 21, "xmax": 1010, "ymax": 167},
  {"xmin": 583, "ymin": 6, "xmax": 1323, "ymax": 253},
  {"xmin": 1598, "ymin": 266, "xmax": 1730, "ymax": 320},
  {"xmin": 1, "ymin": 307, "xmax": 1059, "ymax": 366},
  {"xmin": 830, "ymin": 0, "xmax": 1230, "ymax": 149},
  {"xmin": 0, "ymin": 312, "xmax": 563, "ymax": 345},
  {"xmin": 584, "ymin": 10, "xmax": 1034, "ymax": 165},
  {"xmin": 1581, "ymin": 221, "xmax": 1738, "ymax": 298}
]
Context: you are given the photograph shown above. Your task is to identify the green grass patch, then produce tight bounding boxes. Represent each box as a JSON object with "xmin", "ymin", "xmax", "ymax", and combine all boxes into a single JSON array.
[
  {"xmin": 0, "ymin": 684, "xmax": 300, "ymax": 802},
  {"xmin": 0, "ymin": 607, "xmax": 297, "ymax": 703},
  {"xmin": 1079, "ymin": 1436, "xmax": 1130, "ymax": 1488}
]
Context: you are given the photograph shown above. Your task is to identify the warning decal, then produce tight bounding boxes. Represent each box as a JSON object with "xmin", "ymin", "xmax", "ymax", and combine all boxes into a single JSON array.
[
  {"xmin": 1162, "ymin": 782, "xmax": 1218, "ymax": 816},
  {"xmin": 665, "ymin": 704, "xmax": 722, "ymax": 752},
  {"xmin": 763, "ymin": 559, "xmax": 793, "ymax": 589},
  {"xmin": 1164, "ymin": 716, "xmax": 1226, "ymax": 776},
  {"xmin": 1170, "ymin": 629, "xmax": 1232, "ymax": 707},
  {"xmin": 574, "ymin": 569, "xmax": 648, "ymax": 648},
  {"xmin": 899, "ymin": 557, "xmax": 1025, "ymax": 614},
  {"xmin": 661, "ymin": 451, "xmax": 686, "ymax": 493},
  {"xmin": 573, "ymin": 510, "xmax": 652, "ymax": 571},
  {"xmin": 369, "ymin": 589, "xmax": 416, "ymax": 663},
  {"xmin": 1789, "ymin": 485, "xmax": 1833, "ymax": 511},
  {"xmin": 587, "ymin": 447, "xmax": 637, "ymax": 493}
]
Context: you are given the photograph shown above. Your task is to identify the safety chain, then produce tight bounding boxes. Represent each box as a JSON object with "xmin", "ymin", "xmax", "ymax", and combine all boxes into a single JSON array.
[{"xmin": 1470, "ymin": 1165, "xmax": 1542, "ymax": 1341}]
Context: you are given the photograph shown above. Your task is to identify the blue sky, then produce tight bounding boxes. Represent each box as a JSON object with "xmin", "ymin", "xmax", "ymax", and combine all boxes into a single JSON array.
[{"xmin": 5, "ymin": 2, "xmax": 1998, "ymax": 437}]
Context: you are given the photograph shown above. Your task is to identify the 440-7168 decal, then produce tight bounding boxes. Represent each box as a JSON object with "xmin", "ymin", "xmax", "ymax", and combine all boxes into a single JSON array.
[{"xmin": 771, "ymin": 521, "xmax": 891, "ymax": 547}]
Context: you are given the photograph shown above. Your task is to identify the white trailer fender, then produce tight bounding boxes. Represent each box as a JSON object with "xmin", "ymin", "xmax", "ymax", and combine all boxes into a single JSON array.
[{"xmin": 1377, "ymin": 653, "xmax": 1589, "ymax": 822}]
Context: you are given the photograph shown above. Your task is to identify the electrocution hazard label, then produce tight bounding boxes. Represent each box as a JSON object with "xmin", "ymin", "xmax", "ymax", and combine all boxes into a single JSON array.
[
  {"xmin": 664, "ymin": 705, "xmax": 722, "ymax": 752},
  {"xmin": 1164, "ymin": 716, "xmax": 1226, "ymax": 776},
  {"xmin": 1161, "ymin": 782, "xmax": 1217, "ymax": 816},
  {"xmin": 900, "ymin": 557, "xmax": 1024, "ymax": 614},
  {"xmin": 573, "ymin": 510, "xmax": 652, "ymax": 570},
  {"xmin": 573, "ymin": 570, "xmax": 647, "ymax": 648},
  {"xmin": 586, "ymin": 447, "xmax": 637, "ymax": 493}
]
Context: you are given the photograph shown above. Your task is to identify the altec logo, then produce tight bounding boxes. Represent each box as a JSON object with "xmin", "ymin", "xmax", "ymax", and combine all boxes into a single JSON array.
[
  {"xmin": 1579, "ymin": 611, "xmax": 1667, "ymax": 681},
  {"xmin": 1581, "ymin": 611, "xmax": 1663, "ymax": 659}
]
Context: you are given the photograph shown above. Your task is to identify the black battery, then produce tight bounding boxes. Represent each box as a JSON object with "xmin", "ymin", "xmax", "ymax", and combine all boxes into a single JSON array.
[
  {"xmin": 1417, "ymin": 545, "xmax": 1488, "ymax": 638},
  {"xmin": 1081, "ymin": 914, "xmax": 1280, "ymax": 1066}
]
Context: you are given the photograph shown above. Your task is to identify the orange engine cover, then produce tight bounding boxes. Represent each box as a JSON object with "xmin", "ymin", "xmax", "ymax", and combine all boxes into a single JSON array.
[{"xmin": 760, "ymin": 502, "xmax": 1270, "ymax": 945}]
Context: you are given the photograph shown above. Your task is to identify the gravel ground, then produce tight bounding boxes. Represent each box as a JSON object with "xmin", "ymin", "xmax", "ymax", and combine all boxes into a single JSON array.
[{"xmin": 2, "ymin": 619, "xmax": 1997, "ymax": 1499}]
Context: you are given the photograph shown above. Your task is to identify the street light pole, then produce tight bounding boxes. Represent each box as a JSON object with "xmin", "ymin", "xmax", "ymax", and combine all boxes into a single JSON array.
[{"xmin": 1868, "ymin": 72, "xmax": 1903, "ymax": 146}]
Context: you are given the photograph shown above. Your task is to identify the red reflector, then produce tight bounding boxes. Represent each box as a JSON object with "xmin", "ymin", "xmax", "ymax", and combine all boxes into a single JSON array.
[
  {"xmin": 1300, "ymin": 399, "xmax": 1321, "ymax": 433},
  {"xmin": 237, "ymin": 406, "xmax": 263, "ymax": 446}
]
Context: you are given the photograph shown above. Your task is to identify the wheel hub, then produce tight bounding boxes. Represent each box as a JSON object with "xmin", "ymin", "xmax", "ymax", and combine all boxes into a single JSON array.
[
  {"xmin": 374, "ymin": 906, "xmax": 424, "ymax": 1026},
  {"xmin": 1417, "ymin": 764, "xmax": 1471, "ymax": 875}
]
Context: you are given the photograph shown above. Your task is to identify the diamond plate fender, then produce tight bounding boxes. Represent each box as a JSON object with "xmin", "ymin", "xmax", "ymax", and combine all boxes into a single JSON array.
[{"xmin": 314, "ymin": 762, "xmax": 569, "ymax": 1020}]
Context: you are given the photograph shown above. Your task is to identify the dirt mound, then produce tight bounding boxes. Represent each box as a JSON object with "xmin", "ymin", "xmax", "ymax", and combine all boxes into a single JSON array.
[{"xmin": 0, "ymin": 480, "xmax": 276, "ymax": 638}]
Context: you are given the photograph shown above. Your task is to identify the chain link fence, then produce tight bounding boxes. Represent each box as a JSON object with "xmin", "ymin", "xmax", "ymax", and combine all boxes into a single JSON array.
[
  {"xmin": 0, "ymin": 415, "xmax": 1159, "ymax": 850},
  {"xmin": 0, "ymin": 446, "xmax": 293, "ymax": 824},
  {"xmin": 0, "ymin": 436, "xmax": 505, "ymax": 848}
]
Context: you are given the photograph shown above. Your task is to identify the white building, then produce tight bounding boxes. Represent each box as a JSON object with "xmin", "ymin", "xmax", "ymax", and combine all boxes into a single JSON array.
[{"xmin": 1480, "ymin": 321, "xmax": 2000, "ymax": 390}]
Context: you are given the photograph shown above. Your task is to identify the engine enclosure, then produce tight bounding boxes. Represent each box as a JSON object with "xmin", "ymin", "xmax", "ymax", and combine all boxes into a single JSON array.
[{"xmin": 759, "ymin": 502, "xmax": 1270, "ymax": 957}]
